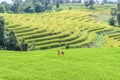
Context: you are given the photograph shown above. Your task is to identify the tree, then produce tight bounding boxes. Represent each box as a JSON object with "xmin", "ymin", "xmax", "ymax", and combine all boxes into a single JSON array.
[
  {"xmin": 56, "ymin": 0, "xmax": 59, "ymax": 8},
  {"xmin": 66, "ymin": 0, "xmax": 71, "ymax": 3},
  {"xmin": 84, "ymin": 0, "xmax": 95, "ymax": 8},
  {"xmin": 10, "ymin": 3, "xmax": 19, "ymax": 13},
  {"xmin": 24, "ymin": 3, "xmax": 35, "ymax": 13},
  {"xmin": 5, "ymin": 31, "xmax": 18, "ymax": 50},
  {"xmin": 11, "ymin": 0, "xmax": 24, "ymax": 13},
  {"xmin": 118, "ymin": 2, "xmax": 120, "ymax": 11},
  {"xmin": 84, "ymin": 1, "xmax": 89, "ymax": 8},
  {"xmin": 0, "ymin": 17, "xmax": 19, "ymax": 50},
  {"xmin": 103, "ymin": 0, "xmax": 108, "ymax": 3},
  {"xmin": 45, "ymin": 0, "xmax": 51, "ymax": 9},
  {"xmin": 109, "ymin": 17, "xmax": 116, "ymax": 26},
  {"xmin": 111, "ymin": 8, "xmax": 117, "ymax": 16},
  {"xmin": 117, "ymin": 12, "xmax": 120, "ymax": 26},
  {"xmin": 1, "ymin": 1, "xmax": 11, "ymax": 12},
  {"xmin": 46, "ymin": 4, "xmax": 52, "ymax": 10},
  {"xmin": 109, "ymin": 0, "xmax": 120, "ymax": 27},
  {"xmin": 34, "ymin": 2, "xmax": 44, "ymax": 13},
  {"xmin": 89, "ymin": 0, "xmax": 95, "ymax": 8},
  {"xmin": 24, "ymin": 5, "xmax": 34, "ymax": 13},
  {"xmin": 0, "ymin": 4, "xmax": 5, "ymax": 13},
  {"xmin": 0, "ymin": 17, "xmax": 4, "ymax": 48},
  {"xmin": 117, "ymin": 0, "xmax": 120, "ymax": 26}
]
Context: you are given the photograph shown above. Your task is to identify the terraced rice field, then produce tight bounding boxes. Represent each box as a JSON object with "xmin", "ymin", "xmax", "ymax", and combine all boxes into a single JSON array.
[
  {"xmin": 104, "ymin": 28, "xmax": 120, "ymax": 47},
  {"xmin": 1, "ymin": 10, "xmax": 120, "ymax": 49}
]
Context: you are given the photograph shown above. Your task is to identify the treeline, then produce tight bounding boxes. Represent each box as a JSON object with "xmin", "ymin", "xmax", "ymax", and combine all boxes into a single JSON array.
[
  {"xmin": 0, "ymin": 0, "xmax": 117, "ymax": 13},
  {"xmin": 0, "ymin": 0, "xmax": 82, "ymax": 13},
  {"xmin": 0, "ymin": 0, "xmax": 53, "ymax": 13},
  {"xmin": 109, "ymin": 1, "xmax": 120, "ymax": 27}
]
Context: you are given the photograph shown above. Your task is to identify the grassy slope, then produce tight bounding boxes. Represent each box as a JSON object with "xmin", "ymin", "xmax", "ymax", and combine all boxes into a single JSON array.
[
  {"xmin": 59, "ymin": 3, "xmax": 116, "ymax": 11},
  {"xmin": 0, "ymin": 48, "xmax": 120, "ymax": 80},
  {"xmin": 55, "ymin": 3, "xmax": 116, "ymax": 25}
]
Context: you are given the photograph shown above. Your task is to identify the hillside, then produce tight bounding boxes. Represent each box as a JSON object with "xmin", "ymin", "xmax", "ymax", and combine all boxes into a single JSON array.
[
  {"xmin": 0, "ymin": 2, "xmax": 120, "ymax": 80},
  {"xmin": 0, "ymin": 9, "xmax": 120, "ymax": 50},
  {"xmin": 0, "ymin": 48, "xmax": 120, "ymax": 80}
]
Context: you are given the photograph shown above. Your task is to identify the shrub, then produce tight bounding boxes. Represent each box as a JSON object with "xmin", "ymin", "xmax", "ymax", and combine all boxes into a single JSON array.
[
  {"xmin": 29, "ymin": 41, "xmax": 36, "ymax": 50},
  {"xmin": 7, "ymin": 10, "xmax": 14, "ymax": 13},
  {"xmin": 19, "ymin": 39, "xmax": 29, "ymax": 51},
  {"xmin": 109, "ymin": 17, "xmax": 116, "ymax": 26},
  {"xmin": 65, "ymin": 44, "xmax": 69, "ymax": 49},
  {"xmin": 111, "ymin": 8, "xmax": 117, "ymax": 16},
  {"xmin": 0, "ymin": 46, "xmax": 3, "ymax": 50},
  {"xmin": 0, "ymin": 16, "xmax": 4, "ymax": 48},
  {"xmin": 55, "ymin": 8, "xmax": 63, "ymax": 12}
]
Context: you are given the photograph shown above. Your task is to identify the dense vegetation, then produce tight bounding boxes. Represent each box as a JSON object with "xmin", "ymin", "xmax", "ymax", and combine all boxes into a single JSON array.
[
  {"xmin": 0, "ymin": 0, "xmax": 53, "ymax": 13},
  {"xmin": 0, "ymin": 17, "xmax": 4, "ymax": 48},
  {"xmin": 109, "ymin": 1, "xmax": 120, "ymax": 27},
  {"xmin": 0, "ymin": 0, "xmax": 82, "ymax": 13},
  {"xmin": 0, "ymin": 16, "xmax": 29, "ymax": 51},
  {"xmin": 0, "ymin": 0, "xmax": 117, "ymax": 13}
]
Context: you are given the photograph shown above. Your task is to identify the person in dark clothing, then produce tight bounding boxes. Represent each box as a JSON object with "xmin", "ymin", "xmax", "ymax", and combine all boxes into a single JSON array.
[{"xmin": 61, "ymin": 51, "xmax": 64, "ymax": 55}]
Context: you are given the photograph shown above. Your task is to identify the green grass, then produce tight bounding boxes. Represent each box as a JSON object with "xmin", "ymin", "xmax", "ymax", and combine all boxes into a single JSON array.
[
  {"xmin": 0, "ymin": 48, "xmax": 120, "ymax": 80},
  {"xmin": 58, "ymin": 3, "xmax": 116, "ymax": 11},
  {"xmin": 59, "ymin": 3, "xmax": 85, "ymax": 10}
]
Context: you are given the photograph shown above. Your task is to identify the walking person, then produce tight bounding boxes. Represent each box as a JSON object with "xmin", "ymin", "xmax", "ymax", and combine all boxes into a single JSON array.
[
  {"xmin": 57, "ymin": 50, "xmax": 60, "ymax": 55},
  {"xmin": 61, "ymin": 51, "xmax": 64, "ymax": 55}
]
